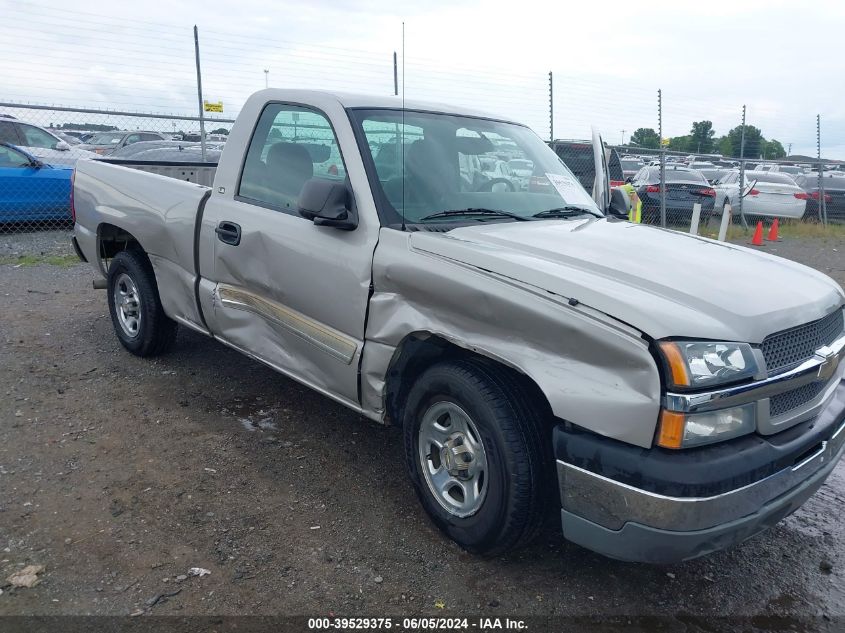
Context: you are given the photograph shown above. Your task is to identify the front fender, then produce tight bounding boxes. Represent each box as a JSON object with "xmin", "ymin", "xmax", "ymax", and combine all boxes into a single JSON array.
[{"xmin": 362, "ymin": 229, "xmax": 662, "ymax": 449}]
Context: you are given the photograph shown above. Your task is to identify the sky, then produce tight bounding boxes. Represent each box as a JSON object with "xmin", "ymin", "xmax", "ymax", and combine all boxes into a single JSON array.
[{"xmin": 2, "ymin": 0, "xmax": 844, "ymax": 158}]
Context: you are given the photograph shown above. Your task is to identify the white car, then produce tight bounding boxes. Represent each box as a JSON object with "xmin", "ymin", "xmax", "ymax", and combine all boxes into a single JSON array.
[
  {"xmin": 0, "ymin": 118, "xmax": 97, "ymax": 166},
  {"xmin": 713, "ymin": 170, "xmax": 807, "ymax": 219},
  {"xmin": 507, "ymin": 158, "xmax": 533, "ymax": 190},
  {"xmin": 479, "ymin": 158, "xmax": 518, "ymax": 192}
]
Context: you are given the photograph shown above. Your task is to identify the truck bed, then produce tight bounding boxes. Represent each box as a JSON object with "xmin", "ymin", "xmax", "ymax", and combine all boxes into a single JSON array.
[
  {"xmin": 73, "ymin": 159, "xmax": 211, "ymax": 330},
  {"xmin": 101, "ymin": 158, "xmax": 218, "ymax": 187}
]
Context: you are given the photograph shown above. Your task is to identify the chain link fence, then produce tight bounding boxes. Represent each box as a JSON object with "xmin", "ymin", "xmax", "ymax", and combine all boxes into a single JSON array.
[
  {"xmin": 0, "ymin": 104, "xmax": 234, "ymax": 232},
  {"xmin": 1, "ymin": 8, "xmax": 843, "ymax": 236}
]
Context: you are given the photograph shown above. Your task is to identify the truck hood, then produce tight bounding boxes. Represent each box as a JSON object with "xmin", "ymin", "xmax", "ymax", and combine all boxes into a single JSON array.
[{"xmin": 409, "ymin": 218, "xmax": 844, "ymax": 342}]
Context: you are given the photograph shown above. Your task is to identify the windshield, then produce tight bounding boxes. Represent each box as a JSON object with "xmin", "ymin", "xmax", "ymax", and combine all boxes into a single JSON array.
[
  {"xmin": 89, "ymin": 134, "xmax": 124, "ymax": 146},
  {"xmin": 350, "ymin": 109, "xmax": 602, "ymax": 226}
]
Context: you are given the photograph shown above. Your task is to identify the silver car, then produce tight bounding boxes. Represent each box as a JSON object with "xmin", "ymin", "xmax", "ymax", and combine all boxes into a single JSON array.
[
  {"xmin": 0, "ymin": 118, "xmax": 97, "ymax": 166},
  {"xmin": 79, "ymin": 131, "xmax": 169, "ymax": 156}
]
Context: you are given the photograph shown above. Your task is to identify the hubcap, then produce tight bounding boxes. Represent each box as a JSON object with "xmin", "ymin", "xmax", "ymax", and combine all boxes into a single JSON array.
[
  {"xmin": 418, "ymin": 401, "xmax": 488, "ymax": 518},
  {"xmin": 113, "ymin": 272, "xmax": 142, "ymax": 338}
]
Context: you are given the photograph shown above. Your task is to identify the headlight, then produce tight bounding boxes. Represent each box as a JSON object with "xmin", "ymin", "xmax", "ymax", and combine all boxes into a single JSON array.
[
  {"xmin": 658, "ymin": 340, "xmax": 758, "ymax": 389},
  {"xmin": 657, "ymin": 404, "xmax": 756, "ymax": 449}
]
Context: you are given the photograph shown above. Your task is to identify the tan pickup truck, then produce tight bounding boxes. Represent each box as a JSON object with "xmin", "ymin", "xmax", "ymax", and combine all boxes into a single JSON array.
[{"xmin": 72, "ymin": 89, "xmax": 845, "ymax": 563}]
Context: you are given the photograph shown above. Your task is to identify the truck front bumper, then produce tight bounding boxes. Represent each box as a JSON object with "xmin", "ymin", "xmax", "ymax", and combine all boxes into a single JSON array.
[{"xmin": 555, "ymin": 379, "xmax": 845, "ymax": 564}]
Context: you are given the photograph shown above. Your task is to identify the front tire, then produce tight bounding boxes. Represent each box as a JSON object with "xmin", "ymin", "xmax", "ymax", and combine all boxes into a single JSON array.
[
  {"xmin": 107, "ymin": 249, "xmax": 177, "ymax": 357},
  {"xmin": 403, "ymin": 359, "xmax": 550, "ymax": 555}
]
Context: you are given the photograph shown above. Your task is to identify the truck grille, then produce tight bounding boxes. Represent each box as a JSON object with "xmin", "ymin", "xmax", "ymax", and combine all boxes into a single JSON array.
[
  {"xmin": 761, "ymin": 309, "xmax": 843, "ymax": 376},
  {"xmin": 770, "ymin": 381, "xmax": 828, "ymax": 418}
]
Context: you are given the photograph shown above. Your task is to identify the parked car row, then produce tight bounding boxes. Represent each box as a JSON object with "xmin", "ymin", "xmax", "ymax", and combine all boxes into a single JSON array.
[{"xmin": 622, "ymin": 159, "xmax": 845, "ymax": 223}]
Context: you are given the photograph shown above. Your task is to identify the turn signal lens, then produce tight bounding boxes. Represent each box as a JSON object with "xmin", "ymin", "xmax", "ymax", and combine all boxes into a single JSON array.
[
  {"xmin": 658, "ymin": 341, "xmax": 690, "ymax": 387},
  {"xmin": 657, "ymin": 410, "xmax": 685, "ymax": 449}
]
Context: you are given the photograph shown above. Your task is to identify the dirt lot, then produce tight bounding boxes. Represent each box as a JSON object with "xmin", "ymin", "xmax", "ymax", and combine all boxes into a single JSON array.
[{"xmin": 1, "ymin": 231, "xmax": 844, "ymax": 626}]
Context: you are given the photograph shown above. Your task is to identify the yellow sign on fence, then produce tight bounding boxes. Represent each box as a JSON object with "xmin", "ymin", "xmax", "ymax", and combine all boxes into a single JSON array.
[{"xmin": 203, "ymin": 100, "xmax": 223, "ymax": 113}]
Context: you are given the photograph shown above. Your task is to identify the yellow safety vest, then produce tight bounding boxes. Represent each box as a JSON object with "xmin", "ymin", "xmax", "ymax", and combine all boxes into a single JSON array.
[{"xmin": 619, "ymin": 183, "xmax": 642, "ymax": 223}]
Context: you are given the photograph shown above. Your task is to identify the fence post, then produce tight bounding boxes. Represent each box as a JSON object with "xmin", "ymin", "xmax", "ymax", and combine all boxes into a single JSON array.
[
  {"xmin": 548, "ymin": 71, "xmax": 554, "ymax": 142},
  {"xmin": 193, "ymin": 25, "xmax": 207, "ymax": 163},
  {"xmin": 658, "ymin": 89, "xmax": 666, "ymax": 227},
  {"xmin": 689, "ymin": 203, "xmax": 701, "ymax": 235},
  {"xmin": 818, "ymin": 114, "xmax": 827, "ymax": 225},
  {"xmin": 738, "ymin": 105, "xmax": 747, "ymax": 230},
  {"xmin": 718, "ymin": 204, "xmax": 731, "ymax": 241}
]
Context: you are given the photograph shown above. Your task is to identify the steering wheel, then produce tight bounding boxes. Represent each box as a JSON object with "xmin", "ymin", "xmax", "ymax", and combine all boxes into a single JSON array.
[{"xmin": 476, "ymin": 178, "xmax": 515, "ymax": 193}]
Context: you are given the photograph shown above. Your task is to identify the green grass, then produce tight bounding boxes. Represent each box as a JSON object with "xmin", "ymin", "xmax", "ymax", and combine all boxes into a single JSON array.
[{"xmin": 0, "ymin": 253, "xmax": 81, "ymax": 267}]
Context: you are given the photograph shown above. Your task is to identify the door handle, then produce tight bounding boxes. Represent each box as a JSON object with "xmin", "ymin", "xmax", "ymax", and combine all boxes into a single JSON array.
[{"xmin": 215, "ymin": 221, "xmax": 241, "ymax": 246}]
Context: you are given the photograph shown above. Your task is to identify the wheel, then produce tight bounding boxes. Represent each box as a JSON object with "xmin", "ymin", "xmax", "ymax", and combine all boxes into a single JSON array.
[
  {"xmin": 403, "ymin": 359, "xmax": 550, "ymax": 555},
  {"xmin": 107, "ymin": 249, "xmax": 178, "ymax": 356}
]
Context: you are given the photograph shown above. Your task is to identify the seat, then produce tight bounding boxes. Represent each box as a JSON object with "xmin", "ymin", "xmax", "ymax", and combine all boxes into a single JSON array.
[
  {"xmin": 383, "ymin": 139, "xmax": 453, "ymax": 208},
  {"xmin": 265, "ymin": 142, "xmax": 314, "ymax": 203}
]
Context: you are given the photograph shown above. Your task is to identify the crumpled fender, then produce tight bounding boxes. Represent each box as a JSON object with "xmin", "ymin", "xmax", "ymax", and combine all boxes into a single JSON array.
[{"xmin": 361, "ymin": 229, "xmax": 662, "ymax": 449}]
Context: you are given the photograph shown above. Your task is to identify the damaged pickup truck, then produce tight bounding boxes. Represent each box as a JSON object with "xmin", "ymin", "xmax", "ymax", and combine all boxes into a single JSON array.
[{"xmin": 72, "ymin": 89, "xmax": 845, "ymax": 563}]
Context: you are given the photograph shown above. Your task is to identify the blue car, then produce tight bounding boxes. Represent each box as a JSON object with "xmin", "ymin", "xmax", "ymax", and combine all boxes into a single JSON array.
[{"xmin": 0, "ymin": 143, "xmax": 72, "ymax": 224}]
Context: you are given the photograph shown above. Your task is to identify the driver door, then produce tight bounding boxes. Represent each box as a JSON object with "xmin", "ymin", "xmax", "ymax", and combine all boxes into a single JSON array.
[{"xmin": 199, "ymin": 102, "xmax": 379, "ymax": 408}]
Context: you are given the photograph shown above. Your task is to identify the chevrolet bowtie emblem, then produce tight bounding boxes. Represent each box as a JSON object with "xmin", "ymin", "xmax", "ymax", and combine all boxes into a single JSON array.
[{"xmin": 817, "ymin": 347, "xmax": 841, "ymax": 382}]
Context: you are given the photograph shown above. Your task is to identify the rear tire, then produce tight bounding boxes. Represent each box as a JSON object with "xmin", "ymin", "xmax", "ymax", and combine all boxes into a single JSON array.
[
  {"xmin": 403, "ymin": 359, "xmax": 550, "ymax": 555},
  {"xmin": 107, "ymin": 249, "xmax": 177, "ymax": 357}
]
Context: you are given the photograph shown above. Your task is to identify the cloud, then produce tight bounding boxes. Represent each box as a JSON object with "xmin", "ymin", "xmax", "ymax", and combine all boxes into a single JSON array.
[{"xmin": 1, "ymin": 0, "xmax": 842, "ymax": 156}]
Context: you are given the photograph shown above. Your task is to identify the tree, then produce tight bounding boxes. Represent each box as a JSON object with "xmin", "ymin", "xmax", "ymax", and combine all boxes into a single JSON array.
[
  {"xmin": 715, "ymin": 136, "xmax": 732, "ymax": 156},
  {"xmin": 763, "ymin": 139, "xmax": 786, "ymax": 159},
  {"xmin": 630, "ymin": 127, "xmax": 660, "ymax": 149},
  {"xmin": 59, "ymin": 122, "xmax": 118, "ymax": 131},
  {"xmin": 667, "ymin": 135, "xmax": 691, "ymax": 152},
  {"xmin": 725, "ymin": 125, "xmax": 764, "ymax": 159},
  {"xmin": 689, "ymin": 120, "xmax": 715, "ymax": 154},
  {"xmin": 210, "ymin": 127, "xmax": 229, "ymax": 135}
]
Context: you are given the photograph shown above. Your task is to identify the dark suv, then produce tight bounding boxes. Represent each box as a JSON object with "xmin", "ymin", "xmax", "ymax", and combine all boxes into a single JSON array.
[{"xmin": 549, "ymin": 140, "xmax": 625, "ymax": 189}]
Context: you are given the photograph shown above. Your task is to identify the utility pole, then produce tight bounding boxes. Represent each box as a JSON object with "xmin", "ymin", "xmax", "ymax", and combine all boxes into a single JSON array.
[
  {"xmin": 787, "ymin": 142, "xmax": 792, "ymax": 155},
  {"xmin": 818, "ymin": 114, "xmax": 827, "ymax": 225},
  {"xmin": 658, "ymin": 89, "xmax": 666, "ymax": 227},
  {"xmin": 193, "ymin": 25, "xmax": 207, "ymax": 162},
  {"xmin": 264, "ymin": 69, "xmax": 269, "ymax": 88},
  {"xmin": 738, "ymin": 105, "xmax": 747, "ymax": 229},
  {"xmin": 548, "ymin": 71, "xmax": 554, "ymax": 142},
  {"xmin": 620, "ymin": 129, "xmax": 625, "ymax": 145}
]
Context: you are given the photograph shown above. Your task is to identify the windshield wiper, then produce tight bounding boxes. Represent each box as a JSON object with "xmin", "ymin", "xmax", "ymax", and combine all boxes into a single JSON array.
[
  {"xmin": 418, "ymin": 208, "xmax": 529, "ymax": 222},
  {"xmin": 532, "ymin": 206, "xmax": 599, "ymax": 219}
]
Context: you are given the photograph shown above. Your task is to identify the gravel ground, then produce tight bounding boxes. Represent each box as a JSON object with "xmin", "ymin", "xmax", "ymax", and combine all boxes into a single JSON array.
[
  {"xmin": 0, "ymin": 229, "xmax": 74, "ymax": 259},
  {"xmin": 0, "ymin": 231, "xmax": 844, "ymax": 627}
]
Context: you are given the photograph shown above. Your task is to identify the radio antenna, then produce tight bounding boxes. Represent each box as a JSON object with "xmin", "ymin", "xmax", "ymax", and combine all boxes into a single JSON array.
[{"xmin": 400, "ymin": 21, "xmax": 406, "ymax": 231}]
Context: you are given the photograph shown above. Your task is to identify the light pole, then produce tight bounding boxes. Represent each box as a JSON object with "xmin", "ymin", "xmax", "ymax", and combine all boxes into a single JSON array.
[{"xmin": 264, "ymin": 69, "xmax": 269, "ymax": 88}]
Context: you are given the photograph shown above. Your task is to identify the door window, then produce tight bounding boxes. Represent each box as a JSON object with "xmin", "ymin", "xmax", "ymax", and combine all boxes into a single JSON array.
[
  {"xmin": 0, "ymin": 121, "xmax": 21, "ymax": 144},
  {"xmin": 19, "ymin": 124, "xmax": 60, "ymax": 149},
  {"xmin": 0, "ymin": 145, "xmax": 31, "ymax": 167},
  {"xmin": 238, "ymin": 104, "xmax": 346, "ymax": 215}
]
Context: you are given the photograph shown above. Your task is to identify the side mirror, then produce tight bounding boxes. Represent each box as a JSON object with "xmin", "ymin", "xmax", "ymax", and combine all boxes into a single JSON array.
[
  {"xmin": 54, "ymin": 140, "xmax": 70, "ymax": 151},
  {"xmin": 607, "ymin": 187, "xmax": 630, "ymax": 219},
  {"xmin": 298, "ymin": 178, "xmax": 358, "ymax": 230}
]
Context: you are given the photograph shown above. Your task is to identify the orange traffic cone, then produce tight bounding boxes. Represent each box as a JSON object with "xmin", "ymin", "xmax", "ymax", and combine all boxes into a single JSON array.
[
  {"xmin": 766, "ymin": 218, "xmax": 780, "ymax": 241},
  {"xmin": 750, "ymin": 221, "xmax": 764, "ymax": 246}
]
